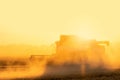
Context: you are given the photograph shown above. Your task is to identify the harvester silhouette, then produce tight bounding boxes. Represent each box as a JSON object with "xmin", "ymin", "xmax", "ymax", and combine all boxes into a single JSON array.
[{"xmin": 30, "ymin": 35, "xmax": 110, "ymax": 77}]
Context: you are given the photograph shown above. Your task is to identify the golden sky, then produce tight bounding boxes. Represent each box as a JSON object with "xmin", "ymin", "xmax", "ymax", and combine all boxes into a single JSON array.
[{"xmin": 0, "ymin": 0, "xmax": 120, "ymax": 45}]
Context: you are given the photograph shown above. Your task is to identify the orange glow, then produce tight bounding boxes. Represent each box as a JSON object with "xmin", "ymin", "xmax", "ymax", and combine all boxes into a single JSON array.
[
  {"xmin": 0, "ymin": 1, "xmax": 120, "ymax": 79},
  {"xmin": 0, "ymin": 0, "xmax": 119, "ymax": 46}
]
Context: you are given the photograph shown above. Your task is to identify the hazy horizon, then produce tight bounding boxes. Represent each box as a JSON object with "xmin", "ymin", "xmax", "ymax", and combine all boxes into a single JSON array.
[{"xmin": 0, "ymin": 0, "xmax": 120, "ymax": 45}]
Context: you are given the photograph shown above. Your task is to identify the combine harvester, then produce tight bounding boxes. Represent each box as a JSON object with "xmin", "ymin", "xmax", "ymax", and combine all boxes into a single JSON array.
[{"xmin": 30, "ymin": 35, "xmax": 110, "ymax": 77}]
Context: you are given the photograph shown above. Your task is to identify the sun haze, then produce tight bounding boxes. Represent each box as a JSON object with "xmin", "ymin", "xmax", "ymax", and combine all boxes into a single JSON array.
[
  {"xmin": 0, "ymin": 0, "xmax": 120, "ymax": 45},
  {"xmin": 1, "ymin": 1, "xmax": 120, "ymax": 79},
  {"xmin": 0, "ymin": 0, "xmax": 120, "ymax": 59}
]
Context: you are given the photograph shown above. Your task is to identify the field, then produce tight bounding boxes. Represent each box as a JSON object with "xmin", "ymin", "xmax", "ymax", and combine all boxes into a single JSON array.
[
  {"xmin": 12, "ymin": 69, "xmax": 120, "ymax": 80},
  {"xmin": 0, "ymin": 59, "xmax": 120, "ymax": 80}
]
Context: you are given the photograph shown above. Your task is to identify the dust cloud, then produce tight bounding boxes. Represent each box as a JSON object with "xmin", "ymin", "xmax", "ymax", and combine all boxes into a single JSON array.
[
  {"xmin": 0, "ymin": 59, "xmax": 47, "ymax": 79},
  {"xmin": 0, "ymin": 40, "xmax": 120, "ymax": 79}
]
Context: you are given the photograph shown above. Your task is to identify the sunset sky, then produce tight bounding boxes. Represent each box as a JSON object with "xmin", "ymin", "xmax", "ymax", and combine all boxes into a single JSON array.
[{"xmin": 0, "ymin": 0, "xmax": 120, "ymax": 45}]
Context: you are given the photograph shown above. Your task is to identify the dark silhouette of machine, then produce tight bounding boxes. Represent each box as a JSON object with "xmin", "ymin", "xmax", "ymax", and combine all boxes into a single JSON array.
[
  {"xmin": 30, "ymin": 35, "xmax": 110, "ymax": 77},
  {"xmin": 39, "ymin": 35, "xmax": 110, "ymax": 77},
  {"xmin": 50, "ymin": 35, "xmax": 109, "ymax": 65}
]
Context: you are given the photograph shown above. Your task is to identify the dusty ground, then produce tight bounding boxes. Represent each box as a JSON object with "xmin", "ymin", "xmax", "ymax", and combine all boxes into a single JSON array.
[{"xmin": 13, "ymin": 69, "xmax": 120, "ymax": 80}]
